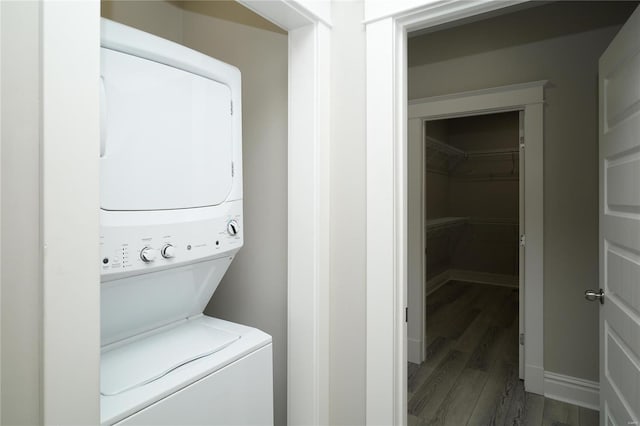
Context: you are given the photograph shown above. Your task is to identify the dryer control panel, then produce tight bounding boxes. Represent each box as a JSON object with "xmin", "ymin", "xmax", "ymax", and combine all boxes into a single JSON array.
[{"xmin": 100, "ymin": 200, "xmax": 243, "ymax": 281}]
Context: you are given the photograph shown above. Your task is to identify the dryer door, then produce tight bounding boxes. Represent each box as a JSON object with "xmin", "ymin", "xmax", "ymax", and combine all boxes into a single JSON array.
[{"xmin": 101, "ymin": 48, "xmax": 233, "ymax": 211}]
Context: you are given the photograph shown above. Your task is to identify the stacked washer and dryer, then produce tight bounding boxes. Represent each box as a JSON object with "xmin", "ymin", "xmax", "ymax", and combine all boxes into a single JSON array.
[{"xmin": 99, "ymin": 19, "xmax": 273, "ymax": 425}]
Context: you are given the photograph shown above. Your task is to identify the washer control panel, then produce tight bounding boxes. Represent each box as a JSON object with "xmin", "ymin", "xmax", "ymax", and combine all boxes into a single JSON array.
[
  {"xmin": 160, "ymin": 244, "xmax": 176, "ymax": 259},
  {"xmin": 227, "ymin": 219, "xmax": 239, "ymax": 236},
  {"xmin": 100, "ymin": 202, "xmax": 242, "ymax": 280}
]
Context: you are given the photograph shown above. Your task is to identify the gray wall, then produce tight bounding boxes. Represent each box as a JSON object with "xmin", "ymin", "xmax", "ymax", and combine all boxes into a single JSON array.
[
  {"xmin": 101, "ymin": 0, "xmax": 183, "ymax": 43},
  {"xmin": 425, "ymin": 173, "xmax": 449, "ymax": 220},
  {"xmin": 1, "ymin": 2, "xmax": 42, "ymax": 424},
  {"xmin": 329, "ymin": 1, "xmax": 367, "ymax": 424},
  {"xmin": 409, "ymin": 1, "xmax": 636, "ymax": 382},
  {"xmin": 102, "ymin": 3, "xmax": 288, "ymax": 424},
  {"xmin": 448, "ymin": 113, "xmax": 519, "ymax": 276},
  {"xmin": 425, "ymin": 121, "xmax": 450, "ymax": 220},
  {"xmin": 424, "ymin": 121, "xmax": 451, "ymax": 279},
  {"xmin": 425, "ymin": 113, "xmax": 519, "ymax": 280}
]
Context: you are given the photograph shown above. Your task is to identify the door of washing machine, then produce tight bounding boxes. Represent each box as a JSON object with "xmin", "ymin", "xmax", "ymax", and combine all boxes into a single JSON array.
[{"xmin": 113, "ymin": 344, "xmax": 273, "ymax": 426}]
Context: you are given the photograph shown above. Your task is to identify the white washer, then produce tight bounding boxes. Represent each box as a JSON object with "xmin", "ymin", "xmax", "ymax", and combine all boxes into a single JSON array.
[{"xmin": 99, "ymin": 19, "xmax": 273, "ymax": 425}]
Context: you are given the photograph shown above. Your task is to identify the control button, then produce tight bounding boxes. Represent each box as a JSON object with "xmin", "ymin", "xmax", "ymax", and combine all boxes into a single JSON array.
[
  {"xmin": 161, "ymin": 244, "xmax": 176, "ymax": 259},
  {"xmin": 102, "ymin": 258, "xmax": 109, "ymax": 264},
  {"xmin": 227, "ymin": 220, "xmax": 239, "ymax": 236},
  {"xmin": 140, "ymin": 247, "xmax": 157, "ymax": 263}
]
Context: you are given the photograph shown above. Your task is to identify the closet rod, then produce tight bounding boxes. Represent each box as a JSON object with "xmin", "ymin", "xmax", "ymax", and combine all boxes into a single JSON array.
[
  {"xmin": 468, "ymin": 220, "xmax": 518, "ymax": 226},
  {"xmin": 425, "ymin": 136, "xmax": 466, "ymax": 157},
  {"xmin": 466, "ymin": 149, "xmax": 519, "ymax": 157}
]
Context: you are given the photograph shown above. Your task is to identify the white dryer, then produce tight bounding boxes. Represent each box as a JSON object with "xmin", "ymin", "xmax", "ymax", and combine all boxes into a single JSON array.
[{"xmin": 99, "ymin": 19, "xmax": 273, "ymax": 425}]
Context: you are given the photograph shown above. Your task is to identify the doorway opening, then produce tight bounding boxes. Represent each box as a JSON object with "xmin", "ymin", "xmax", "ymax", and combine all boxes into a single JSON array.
[
  {"xmin": 405, "ymin": 81, "xmax": 545, "ymax": 409},
  {"xmin": 366, "ymin": 0, "xmax": 639, "ymax": 423},
  {"xmin": 408, "ymin": 111, "xmax": 524, "ymax": 424}
]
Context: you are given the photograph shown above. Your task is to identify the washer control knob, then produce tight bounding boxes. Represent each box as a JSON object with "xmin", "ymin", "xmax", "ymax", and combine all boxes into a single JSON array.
[
  {"xmin": 140, "ymin": 247, "xmax": 157, "ymax": 263},
  {"xmin": 161, "ymin": 244, "xmax": 176, "ymax": 259},
  {"xmin": 227, "ymin": 220, "xmax": 239, "ymax": 236}
]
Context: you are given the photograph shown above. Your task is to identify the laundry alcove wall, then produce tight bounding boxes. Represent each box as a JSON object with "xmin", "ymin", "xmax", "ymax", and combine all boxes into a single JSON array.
[{"xmin": 100, "ymin": 2, "xmax": 288, "ymax": 424}]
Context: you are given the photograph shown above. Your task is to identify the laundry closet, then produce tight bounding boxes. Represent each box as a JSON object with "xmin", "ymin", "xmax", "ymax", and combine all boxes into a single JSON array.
[
  {"xmin": 425, "ymin": 112, "xmax": 520, "ymax": 293},
  {"xmin": 100, "ymin": 2, "xmax": 288, "ymax": 424}
]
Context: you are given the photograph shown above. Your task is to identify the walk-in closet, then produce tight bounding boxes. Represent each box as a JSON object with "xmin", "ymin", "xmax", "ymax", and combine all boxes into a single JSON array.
[
  {"xmin": 408, "ymin": 111, "xmax": 523, "ymax": 423},
  {"xmin": 405, "ymin": 1, "xmax": 637, "ymax": 424},
  {"xmin": 425, "ymin": 112, "xmax": 521, "ymax": 291}
]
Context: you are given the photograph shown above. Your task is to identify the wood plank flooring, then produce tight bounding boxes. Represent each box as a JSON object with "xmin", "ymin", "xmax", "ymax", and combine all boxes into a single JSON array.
[{"xmin": 408, "ymin": 281, "xmax": 598, "ymax": 426}]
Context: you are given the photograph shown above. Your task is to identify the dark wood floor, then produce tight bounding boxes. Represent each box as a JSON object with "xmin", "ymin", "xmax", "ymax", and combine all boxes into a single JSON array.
[{"xmin": 408, "ymin": 281, "xmax": 598, "ymax": 426}]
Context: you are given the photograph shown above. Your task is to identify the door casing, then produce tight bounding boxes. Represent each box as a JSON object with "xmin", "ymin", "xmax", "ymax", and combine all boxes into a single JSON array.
[
  {"xmin": 406, "ymin": 81, "xmax": 545, "ymax": 393},
  {"xmin": 364, "ymin": 1, "xmax": 538, "ymax": 424}
]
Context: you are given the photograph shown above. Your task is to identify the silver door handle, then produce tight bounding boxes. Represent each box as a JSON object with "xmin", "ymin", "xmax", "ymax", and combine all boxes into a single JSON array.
[{"xmin": 584, "ymin": 289, "xmax": 604, "ymax": 304}]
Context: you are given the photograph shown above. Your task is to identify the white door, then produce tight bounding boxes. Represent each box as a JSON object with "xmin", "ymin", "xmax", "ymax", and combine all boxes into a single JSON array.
[{"xmin": 597, "ymin": 5, "xmax": 640, "ymax": 425}]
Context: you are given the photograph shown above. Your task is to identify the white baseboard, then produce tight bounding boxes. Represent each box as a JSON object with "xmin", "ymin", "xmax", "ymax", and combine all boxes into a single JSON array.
[
  {"xmin": 449, "ymin": 269, "xmax": 518, "ymax": 288},
  {"xmin": 525, "ymin": 364, "xmax": 545, "ymax": 396},
  {"xmin": 544, "ymin": 371, "xmax": 600, "ymax": 411},
  {"xmin": 425, "ymin": 270, "xmax": 450, "ymax": 296},
  {"xmin": 426, "ymin": 269, "xmax": 517, "ymax": 295},
  {"xmin": 408, "ymin": 338, "xmax": 422, "ymax": 365}
]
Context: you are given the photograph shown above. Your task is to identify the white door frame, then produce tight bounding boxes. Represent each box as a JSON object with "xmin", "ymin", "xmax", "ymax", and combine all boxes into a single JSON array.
[
  {"xmin": 364, "ymin": 1, "xmax": 541, "ymax": 424},
  {"xmin": 238, "ymin": 4, "xmax": 332, "ymax": 424},
  {"xmin": 406, "ymin": 81, "xmax": 546, "ymax": 393},
  {"xmin": 40, "ymin": 1, "xmax": 331, "ymax": 424},
  {"xmin": 0, "ymin": 2, "xmax": 3, "ymax": 420},
  {"xmin": 41, "ymin": 2, "xmax": 101, "ymax": 423}
]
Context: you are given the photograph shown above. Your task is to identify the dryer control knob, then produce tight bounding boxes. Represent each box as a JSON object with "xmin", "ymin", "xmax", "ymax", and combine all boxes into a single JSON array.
[
  {"xmin": 227, "ymin": 220, "xmax": 239, "ymax": 236},
  {"xmin": 161, "ymin": 244, "xmax": 175, "ymax": 259},
  {"xmin": 140, "ymin": 247, "xmax": 157, "ymax": 263}
]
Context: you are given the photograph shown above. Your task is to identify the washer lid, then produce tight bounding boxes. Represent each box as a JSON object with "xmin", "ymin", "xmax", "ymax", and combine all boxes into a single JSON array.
[
  {"xmin": 100, "ymin": 47, "xmax": 233, "ymax": 211},
  {"xmin": 101, "ymin": 321, "xmax": 240, "ymax": 396}
]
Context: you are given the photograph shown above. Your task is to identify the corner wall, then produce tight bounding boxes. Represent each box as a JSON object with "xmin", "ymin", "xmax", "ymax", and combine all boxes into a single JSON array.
[
  {"xmin": 447, "ymin": 113, "xmax": 519, "ymax": 277},
  {"xmin": 1, "ymin": 2, "xmax": 42, "ymax": 424},
  {"xmin": 329, "ymin": 1, "xmax": 367, "ymax": 424}
]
